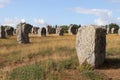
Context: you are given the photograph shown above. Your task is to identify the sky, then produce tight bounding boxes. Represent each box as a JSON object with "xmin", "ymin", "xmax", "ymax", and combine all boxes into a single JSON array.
[{"xmin": 0, "ymin": 0, "xmax": 120, "ymax": 28}]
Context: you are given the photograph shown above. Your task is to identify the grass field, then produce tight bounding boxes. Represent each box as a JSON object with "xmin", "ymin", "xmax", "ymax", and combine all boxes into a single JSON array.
[{"xmin": 0, "ymin": 34, "xmax": 120, "ymax": 80}]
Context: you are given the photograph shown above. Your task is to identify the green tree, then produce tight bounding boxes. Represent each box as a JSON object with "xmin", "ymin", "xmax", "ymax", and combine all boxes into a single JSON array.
[
  {"xmin": 108, "ymin": 23, "xmax": 119, "ymax": 33},
  {"xmin": 61, "ymin": 25, "xmax": 69, "ymax": 33}
]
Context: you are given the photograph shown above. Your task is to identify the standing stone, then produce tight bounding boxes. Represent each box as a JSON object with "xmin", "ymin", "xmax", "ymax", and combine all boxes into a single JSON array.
[
  {"xmin": 13, "ymin": 29, "xmax": 16, "ymax": 34},
  {"xmin": 106, "ymin": 27, "xmax": 110, "ymax": 34},
  {"xmin": 4, "ymin": 26, "xmax": 14, "ymax": 36},
  {"xmin": 118, "ymin": 28, "xmax": 120, "ymax": 35},
  {"xmin": 68, "ymin": 25, "xmax": 73, "ymax": 35},
  {"xmin": 38, "ymin": 28, "xmax": 41, "ymax": 36},
  {"xmin": 51, "ymin": 27, "xmax": 56, "ymax": 34},
  {"xmin": 0, "ymin": 26, "xmax": 6, "ymax": 38},
  {"xmin": 111, "ymin": 28, "xmax": 114, "ymax": 34},
  {"xmin": 38, "ymin": 27, "xmax": 46, "ymax": 36},
  {"xmin": 76, "ymin": 25, "xmax": 106, "ymax": 67},
  {"xmin": 16, "ymin": 23, "xmax": 33, "ymax": 44},
  {"xmin": 56, "ymin": 27, "xmax": 64, "ymax": 36},
  {"xmin": 68, "ymin": 25, "xmax": 77, "ymax": 35},
  {"xmin": 31, "ymin": 27, "xmax": 39, "ymax": 34},
  {"xmin": 46, "ymin": 25, "xmax": 52, "ymax": 35}
]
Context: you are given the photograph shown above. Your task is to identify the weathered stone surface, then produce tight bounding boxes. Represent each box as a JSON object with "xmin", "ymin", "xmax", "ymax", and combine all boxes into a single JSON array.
[
  {"xmin": 68, "ymin": 25, "xmax": 73, "ymax": 35},
  {"xmin": 118, "ymin": 28, "xmax": 120, "ymax": 35},
  {"xmin": 68, "ymin": 25, "xmax": 79, "ymax": 35},
  {"xmin": 38, "ymin": 27, "xmax": 46, "ymax": 36},
  {"xmin": 31, "ymin": 27, "xmax": 39, "ymax": 34},
  {"xmin": 76, "ymin": 25, "xmax": 106, "ymax": 67},
  {"xmin": 51, "ymin": 28, "xmax": 56, "ymax": 34},
  {"xmin": 0, "ymin": 26, "xmax": 6, "ymax": 38},
  {"xmin": 16, "ymin": 23, "xmax": 33, "ymax": 44},
  {"xmin": 13, "ymin": 29, "xmax": 16, "ymax": 34},
  {"xmin": 46, "ymin": 25, "xmax": 52, "ymax": 35},
  {"xmin": 4, "ymin": 26, "xmax": 14, "ymax": 36},
  {"xmin": 46, "ymin": 25, "xmax": 56, "ymax": 35},
  {"xmin": 56, "ymin": 27, "xmax": 64, "ymax": 36},
  {"xmin": 111, "ymin": 28, "xmax": 114, "ymax": 34},
  {"xmin": 106, "ymin": 27, "xmax": 110, "ymax": 34}
]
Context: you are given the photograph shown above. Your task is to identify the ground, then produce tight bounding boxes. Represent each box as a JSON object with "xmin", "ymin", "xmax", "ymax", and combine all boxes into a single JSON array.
[{"xmin": 0, "ymin": 34, "xmax": 119, "ymax": 80}]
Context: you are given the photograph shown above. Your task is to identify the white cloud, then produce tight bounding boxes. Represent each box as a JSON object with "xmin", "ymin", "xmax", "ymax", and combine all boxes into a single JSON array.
[
  {"xmin": 33, "ymin": 18, "xmax": 47, "ymax": 26},
  {"xmin": 70, "ymin": 7, "xmax": 120, "ymax": 25},
  {"xmin": 1, "ymin": 17, "xmax": 48, "ymax": 28},
  {"xmin": 2, "ymin": 17, "xmax": 26, "ymax": 27},
  {"xmin": 71, "ymin": 7, "xmax": 112, "ymax": 17},
  {"xmin": 94, "ymin": 18, "xmax": 110, "ymax": 25},
  {"xmin": 21, "ymin": 19, "xmax": 26, "ymax": 23},
  {"xmin": 0, "ymin": 0, "xmax": 11, "ymax": 8}
]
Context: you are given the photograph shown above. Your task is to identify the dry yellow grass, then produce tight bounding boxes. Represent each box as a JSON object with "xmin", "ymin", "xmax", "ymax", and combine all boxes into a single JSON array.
[
  {"xmin": 0, "ymin": 34, "xmax": 77, "ymax": 80},
  {"xmin": 107, "ymin": 34, "xmax": 120, "ymax": 48},
  {"xmin": 0, "ymin": 34, "xmax": 120, "ymax": 80},
  {"xmin": 0, "ymin": 34, "xmax": 76, "ymax": 67},
  {"xmin": 106, "ymin": 34, "xmax": 120, "ymax": 57},
  {"xmin": 0, "ymin": 34, "xmax": 120, "ymax": 67}
]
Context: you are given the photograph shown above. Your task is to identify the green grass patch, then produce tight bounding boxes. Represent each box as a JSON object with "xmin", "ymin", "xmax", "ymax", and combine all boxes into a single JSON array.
[
  {"xmin": 6, "ymin": 56, "xmax": 108, "ymax": 80},
  {"xmin": 7, "ymin": 65, "xmax": 45, "ymax": 80},
  {"xmin": 80, "ymin": 70, "xmax": 107, "ymax": 80},
  {"xmin": 6, "ymin": 57, "xmax": 79, "ymax": 80}
]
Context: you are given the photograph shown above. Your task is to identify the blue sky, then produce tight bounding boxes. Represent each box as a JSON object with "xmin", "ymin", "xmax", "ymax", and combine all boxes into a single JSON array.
[{"xmin": 0, "ymin": 0, "xmax": 120, "ymax": 27}]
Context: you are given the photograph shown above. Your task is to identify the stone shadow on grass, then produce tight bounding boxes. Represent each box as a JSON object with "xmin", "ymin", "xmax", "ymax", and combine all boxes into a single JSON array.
[{"xmin": 98, "ymin": 58, "xmax": 120, "ymax": 69}]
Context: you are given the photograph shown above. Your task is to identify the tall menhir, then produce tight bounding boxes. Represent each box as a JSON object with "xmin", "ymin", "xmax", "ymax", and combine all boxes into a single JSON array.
[
  {"xmin": 76, "ymin": 25, "xmax": 106, "ymax": 68},
  {"xmin": 0, "ymin": 26, "xmax": 6, "ymax": 38},
  {"xmin": 16, "ymin": 23, "xmax": 33, "ymax": 44}
]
